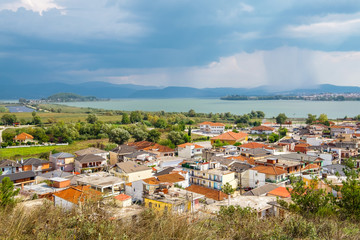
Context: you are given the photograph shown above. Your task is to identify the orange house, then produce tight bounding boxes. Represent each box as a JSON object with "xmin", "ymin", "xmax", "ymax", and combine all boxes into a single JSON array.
[
  {"xmin": 211, "ymin": 132, "xmax": 248, "ymax": 145},
  {"xmin": 22, "ymin": 158, "xmax": 52, "ymax": 174},
  {"xmin": 294, "ymin": 143, "xmax": 310, "ymax": 153},
  {"xmin": 13, "ymin": 132, "xmax": 34, "ymax": 143}
]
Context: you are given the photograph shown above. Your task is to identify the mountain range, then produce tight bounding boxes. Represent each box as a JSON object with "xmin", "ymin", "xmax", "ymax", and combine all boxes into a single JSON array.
[{"xmin": 1, "ymin": 82, "xmax": 360, "ymax": 99}]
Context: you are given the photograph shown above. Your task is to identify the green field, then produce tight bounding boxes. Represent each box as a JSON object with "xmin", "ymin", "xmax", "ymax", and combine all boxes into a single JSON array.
[{"xmin": 0, "ymin": 139, "xmax": 110, "ymax": 159}]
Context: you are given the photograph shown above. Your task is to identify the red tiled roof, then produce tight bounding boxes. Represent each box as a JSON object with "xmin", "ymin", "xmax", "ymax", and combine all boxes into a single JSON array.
[
  {"xmin": 240, "ymin": 142, "xmax": 273, "ymax": 150},
  {"xmin": 251, "ymin": 166, "xmax": 287, "ymax": 175},
  {"xmin": 114, "ymin": 194, "xmax": 131, "ymax": 201},
  {"xmin": 177, "ymin": 143, "xmax": 204, "ymax": 149},
  {"xmin": 157, "ymin": 173, "xmax": 185, "ymax": 183},
  {"xmin": 251, "ymin": 126, "xmax": 275, "ymax": 131},
  {"xmin": 53, "ymin": 185, "xmax": 102, "ymax": 205},
  {"xmin": 227, "ymin": 155, "xmax": 255, "ymax": 165},
  {"xmin": 267, "ymin": 187, "xmax": 292, "ymax": 198},
  {"xmin": 130, "ymin": 141, "xmax": 174, "ymax": 152},
  {"xmin": 199, "ymin": 122, "xmax": 225, "ymax": 127},
  {"xmin": 302, "ymin": 164, "xmax": 320, "ymax": 171},
  {"xmin": 211, "ymin": 132, "xmax": 248, "ymax": 141},
  {"xmin": 185, "ymin": 185, "xmax": 228, "ymax": 201},
  {"xmin": 14, "ymin": 132, "xmax": 34, "ymax": 141}
]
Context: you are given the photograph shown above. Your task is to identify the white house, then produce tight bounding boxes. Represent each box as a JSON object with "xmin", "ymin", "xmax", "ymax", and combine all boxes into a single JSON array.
[
  {"xmin": 250, "ymin": 126, "xmax": 275, "ymax": 135},
  {"xmin": 240, "ymin": 169, "xmax": 266, "ymax": 189},
  {"xmin": 177, "ymin": 143, "xmax": 204, "ymax": 160},
  {"xmin": 199, "ymin": 122, "xmax": 225, "ymax": 134},
  {"xmin": 0, "ymin": 159, "xmax": 22, "ymax": 175}
]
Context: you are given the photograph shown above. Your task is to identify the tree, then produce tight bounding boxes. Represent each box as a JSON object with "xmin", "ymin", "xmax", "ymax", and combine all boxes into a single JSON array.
[
  {"xmin": 86, "ymin": 114, "xmax": 98, "ymax": 124},
  {"xmin": 256, "ymin": 111, "xmax": 265, "ymax": 119},
  {"xmin": 235, "ymin": 114, "xmax": 250, "ymax": 124},
  {"xmin": 330, "ymin": 158, "xmax": 360, "ymax": 219},
  {"xmin": 132, "ymin": 128, "xmax": 148, "ymax": 142},
  {"xmin": 268, "ymin": 133, "xmax": 279, "ymax": 143},
  {"xmin": 282, "ymin": 176, "xmax": 334, "ymax": 217},
  {"xmin": 154, "ymin": 118, "xmax": 167, "ymax": 129},
  {"xmin": 121, "ymin": 113, "xmax": 131, "ymax": 124},
  {"xmin": 276, "ymin": 113, "xmax": 287, "ymax": 125},
  {"xmin": 188, "ymin": 126, "xmax": 191, "ymax": 136},
  {"xmin": 147, "ymin": 129, "xmax": 161, "ymax": 143},
  {"xmin": 188, "ymin": 109, "xmax": 196, "ymax": 117},
  {"xmin": 1, "ymin": 114, "xmax": 17, "ymax": 125},
  {"xmin": 306, "ymin": 114, "xmax": 317, "ymax": 125},
  {"xmin": 130, "ymin": 111, "xmax": 142, "ymax": 123},
  {"xmin": 278, "ymin": 127, "xmax": 288, "ymax": 138},
  {"xmin": 0, "ymin": 177, "xmax": 20, "ymax": 208},
  {"xmin": 222, "ymin": 182, "xmax": 235, "ymax": 195},
  {"xmin": 108, "ymin": 128, "xmax": 130, "ymax": 145},
  {"xmin": 167, "ymin": 131, "xmax": 185, "ymax": 146},
  {"xmin": 318, "ymin": 114, "xmax": 328, "ymax": 124},
  {"xmin": 33, "ymin": 115, "xmax": 42, "ymax": 125}
]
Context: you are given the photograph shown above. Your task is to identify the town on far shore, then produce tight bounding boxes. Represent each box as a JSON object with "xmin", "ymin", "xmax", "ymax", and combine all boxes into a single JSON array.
[{"xmin": 0, "ymin": 106, "xmax": 360, "ymax": 220}]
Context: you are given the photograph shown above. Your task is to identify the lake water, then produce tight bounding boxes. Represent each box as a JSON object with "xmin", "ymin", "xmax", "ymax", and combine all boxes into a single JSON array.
[
  {"xmin": 59, "ymin": 99, "xmax": 360, "ymax": 118},
  {"xmin": 7, "ymin": 106, "xmax": 34, "ymax": 113}
]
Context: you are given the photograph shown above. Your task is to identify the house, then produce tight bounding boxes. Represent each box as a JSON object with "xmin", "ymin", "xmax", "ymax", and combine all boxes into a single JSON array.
[
  {"xmin": 22, "ymin": 158, "xmax": 52, "ymax": 174},
  {"xmin": 211, "ymin": 132, "xmax": 248, "ymax": 145},
  {"xmin": 185, "ymin": 184, "xmax": 228, "ymax": 201},
  {"xmin": 53, "ymin": 185, "xmax": 102, "ymax": 210},
  {"xmin": 241, "ymin": 148, "xmax": 272, "ymax": 160},
  {"xmin": 74, "ymin": 147, "xmax": 108, "ymax": 160},
  {"xmin": 278, "ymin": 138, "xmax": 299, "ymax": 151},
  {"xmin": 229, "ymin": 162, "xmax": 262, "ymax": 189},
  {"xmin": 126, "ymin": 173, "xmax": 189, "ymax": 202},
  {"xmin": 250, "ymin": 126, "xmax": 275, "ymax": 135},
  {"xmin": 129, "ymin": 141, "xmax": 175, "ymax": 157},
  {"xmin": 0, "ymin": 159, "xmax": 22, "ymax": 175},
  {"xmin": 123, "ymin": 150, "xmax": 157, "ymax": 162},
  {"xmin": 243, "ymin": 183, "xmax": 279, "ymax": 196},
  {"xmin": 182, "ymin": 161, "xmax": 237, "ymax": 190},
  {"xmin": 49, "ymin": 152, "xmax": 75, "ymax": 172},
  {"xmin": 74, "ymin": 154, "xmax": 107, "ymax": 173},
  {"xmin": 13, "ymin": 132, "xmax": 34, "ymax": 143},
  {"xmin": 0, "ymin": 171, "xmax": 36, "ymax": 186},
  {"xmin": 330, "ymin": 126, "xmax": 355, "ymax": 137},
  {"xmin": 144, "ymin": 188, "xmax": 204, "ymax": 213},
  {"xmin": 250, "ymin": 166, "xmax": 287, "ymax": 183},
  {"xmin": 177, "ymin": 143, "xmax": 204, "ymax": 160},
  {"xmin": 267, "ymin": 187, "xmax": 291, "ymax": 198},
  {"xmin": 199, "ymin": 122, "xmax": 225, "ymax": 134},
  {"xmin": 114, "ymin": 161, "xmax": 153, "ymax": 183},
  {"xmin": 294, "ymin": 143, "xmax": 311, "ymax": 153},
  {"xmin": 114, "ymin": 194, "xmax": 132, "ymax": 208},
  {"xmin": 239, "ymin": 142, "xmax": 274, "ymax": 153},
  {"xmin": 109, "ymin": 145, "xmax": 137, "ymax": 165}
]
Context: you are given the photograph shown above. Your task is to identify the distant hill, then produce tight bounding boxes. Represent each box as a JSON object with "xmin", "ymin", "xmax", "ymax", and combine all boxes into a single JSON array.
[
  {"xmin": 1, "ymin": 81, "xmax": 360, "ymax": 99},
  {"xmin": 45, "ymin": 93, "xmax": 100, "ymax": 102}
]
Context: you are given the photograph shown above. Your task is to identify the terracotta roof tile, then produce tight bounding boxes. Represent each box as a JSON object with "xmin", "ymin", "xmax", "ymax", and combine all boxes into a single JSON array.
[
  {"xmin": 251, "ymin": 126, "xmax": 275, "ymax": 131},
  {"xmin": 267, "ymin": 187, "xmax": 292, "ymax": 198},
  {"xmin": 185, "ymin": 185, "xmax": 228, "ymax": 201},
  {"xmin": 240, "ymin": 142, "xmax": 273, "ymax": 150},
  {"xmin": 53, "ymin": 185, "xmax": 102, "ymax": 205},
  {"xmin": 251, "ymin": 166, "xmax": 287, "ymax": 175},
  {"xmin": 227, "ymin": 155, "xmax": 255, "ymax": 165},
  {"xmin": 14, "ymin": 132, "xmax": 34, "ymax": 141},
  {"xmin": 211, "ymin": 132, "xmax": 248, "ymax": 141},
  {"xmin": 114, "ymin": 194, "xmax": 131, "ymax": 201},
  {"xmin": 177, "ymin": 143, "xmax": 204, "ymax": 149},
  {"xmin": 157, "ymin": 173, "xmax": 185, "ymax": 183},
  {"xmin": 199, "ymin": 122, "xmax": 225, "ymax": 127}
]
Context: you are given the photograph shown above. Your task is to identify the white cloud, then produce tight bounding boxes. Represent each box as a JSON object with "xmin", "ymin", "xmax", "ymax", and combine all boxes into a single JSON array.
[
  {"xmin": 284, "ymin": 12, "xmax": 360, "ymax": 43},
  {"xmin": 0, "ymin": 1, "xmax": 147, "ymax": 41},
  {"xmin": 0, "ymin": 0, "xmax": 65, "ymax": 16}
]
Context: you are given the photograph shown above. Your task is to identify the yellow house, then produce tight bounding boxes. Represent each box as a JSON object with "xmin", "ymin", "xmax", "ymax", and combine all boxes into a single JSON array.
[
  {"xmin": 49, "ymin": 152, "xmax": 75, "ymax": 172},
  {"xmin": 144, "ymin": 188, "xmax": 204, "ymax": 213},
  {"xmin": 211, "ymin": 132, "xmax": 248, "ymax": 145}
]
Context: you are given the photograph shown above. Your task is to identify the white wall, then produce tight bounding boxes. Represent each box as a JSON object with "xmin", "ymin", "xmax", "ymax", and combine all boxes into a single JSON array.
[{"xmin": 54, "ymin": 196, "xmax": 76, "ymax": 210}]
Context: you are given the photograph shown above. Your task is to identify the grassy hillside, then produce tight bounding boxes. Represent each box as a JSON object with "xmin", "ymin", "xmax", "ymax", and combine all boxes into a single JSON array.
[{"xmin": 1, "ymin": 202, "xmax": 359, "ymax": 240}]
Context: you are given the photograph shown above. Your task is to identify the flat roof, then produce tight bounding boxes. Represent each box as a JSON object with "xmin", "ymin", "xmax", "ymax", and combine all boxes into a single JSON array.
[
  {"xmin": 75, "ymin": 172, "xmax": 125, "ymax": 188},
  {"xmin": 50, "ymin": 177, "xmax": 69, "ymax": 182}
]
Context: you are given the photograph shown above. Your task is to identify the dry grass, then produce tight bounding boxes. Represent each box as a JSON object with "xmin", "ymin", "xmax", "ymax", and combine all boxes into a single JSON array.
[{"xmin": 0, "ymin": 202, "xmax": 359, "ymax": 240}]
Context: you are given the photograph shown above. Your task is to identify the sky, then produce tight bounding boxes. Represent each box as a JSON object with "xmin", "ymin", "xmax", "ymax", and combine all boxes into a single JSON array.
[{"xmin": 1, "ymin": 0, "xmax": 360, "ymax": 89}]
